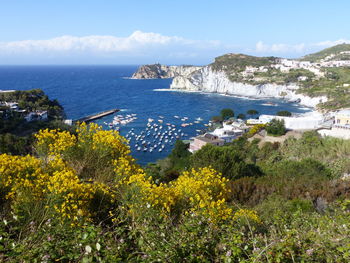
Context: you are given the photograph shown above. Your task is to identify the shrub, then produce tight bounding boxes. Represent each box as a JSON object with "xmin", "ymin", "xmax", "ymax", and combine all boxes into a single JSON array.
[
  {"xmin": 237, "ymin": 113, "xmax": 246, "ymax": 119},
  {"xmin": 246, "ymin": 124, "xmax": 266, "ymax": 137},
  {"xmin": 220, "ymin": 108, "xmax": 234, "ymax": 120},
  {"xmin": 277, "ymin": 110, "xmax": 292, "ymax": 117},
  {"xmin": 247, "ymin": 109, "xmax": 259, "ymax": 116},
  {"xmin": 266, "ymin": 119, "xmax": 286, "ymax": 136},
  {"xmin": 191, "ymin": 144, "xmax": 261, "ymax": 180}
]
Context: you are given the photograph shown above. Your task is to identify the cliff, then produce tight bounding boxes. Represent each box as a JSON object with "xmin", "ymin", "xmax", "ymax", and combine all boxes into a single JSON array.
[
  {"xmin": 131, "ymin": 64, "xmax": 202, "ymax": 79},
  {"xmin": 170, "ymin": 66, "xmax": 327, "ymax": 108},
  {"xmin": 132, "ymin": 44, "xmax": 350, "ymax": 109}
]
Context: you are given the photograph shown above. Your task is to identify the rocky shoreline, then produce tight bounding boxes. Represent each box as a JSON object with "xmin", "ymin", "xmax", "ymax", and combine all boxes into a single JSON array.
[{"xmin": 132, "ymin": 64, "xmax": 327, "ymax": 109}]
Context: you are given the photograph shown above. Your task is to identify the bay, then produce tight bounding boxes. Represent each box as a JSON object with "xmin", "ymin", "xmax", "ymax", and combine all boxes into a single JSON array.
[{"xmin": 0, "ymin": 65, "xmax": 310, "ymax": 165}]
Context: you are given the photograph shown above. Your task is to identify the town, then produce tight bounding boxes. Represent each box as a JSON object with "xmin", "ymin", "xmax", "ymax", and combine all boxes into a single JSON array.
[{"xmin": 189, "ymin": 108, "xmax": 350, "ymax": 152}]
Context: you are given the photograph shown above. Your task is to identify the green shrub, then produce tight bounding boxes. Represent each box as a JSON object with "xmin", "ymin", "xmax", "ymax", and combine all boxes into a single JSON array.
[
  {"xmin": 266, "ymin": 119, "xmax": 286, "ymax": 136},
  {"xmin": 220, "ymin": 108, "xmax": 234, "ymax": 120},
  {"xmin": 277, "ymin": 110, "xmax": 292, "ymax": 116}
]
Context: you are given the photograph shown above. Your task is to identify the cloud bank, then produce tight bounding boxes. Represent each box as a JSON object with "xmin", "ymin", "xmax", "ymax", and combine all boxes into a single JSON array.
[
  {"xmin": 0, "ymin": 30, "xmax": 349, "ymax": 64},
  {"xmin": 254, "ymin": 39, "xmax": 350, "ymax": 57},
  {"xmin": 0, "ymin": 31, "xmax": 225, "ymax": 64}
]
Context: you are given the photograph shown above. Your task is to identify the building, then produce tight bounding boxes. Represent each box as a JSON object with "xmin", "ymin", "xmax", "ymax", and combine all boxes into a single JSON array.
[
  {"xmin": 189, "ymin": 133, "xmax": 225, "ymax": 153},
  {"xmin": 25, "ymin": 111, "xmax": 48, "ymax": 122},
  {"xmin": 334, "ymin": 109, "xmax": 350, "ymax": 126},
  {"xmin": 0, "ymin": 102, "xmax": 19, "ymax": 110},
  {"xmin": 247, "ymin": 112, "xmax": 325, "ymax": 130},
  {"xmin": 210, "ymin": 128, "xmax": 244, "ymax": 143}
]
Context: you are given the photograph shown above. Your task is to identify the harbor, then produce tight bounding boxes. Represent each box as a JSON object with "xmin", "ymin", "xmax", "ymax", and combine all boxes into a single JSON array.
[{"xmin": 74, "ymin": 108, "xmax": 119, "ymax": 123}]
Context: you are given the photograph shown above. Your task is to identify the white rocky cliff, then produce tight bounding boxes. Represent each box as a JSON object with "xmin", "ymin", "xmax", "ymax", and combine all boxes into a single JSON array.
[
  {"xmin": 170, "ymin": 66, "xmax": 327, "ymax": 108},
  {"xmin": 131, "ymin": 64, "xmax": 202, "ymax": 79}
]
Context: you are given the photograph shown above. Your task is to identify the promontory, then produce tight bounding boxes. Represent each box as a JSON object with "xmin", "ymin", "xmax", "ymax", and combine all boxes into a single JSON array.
[{"xmin": 132, "ymin": 44, "xmax": 350, "ymax": 110}]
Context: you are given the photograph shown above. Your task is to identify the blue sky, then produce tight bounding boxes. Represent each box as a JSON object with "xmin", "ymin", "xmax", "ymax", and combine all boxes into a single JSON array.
[{"xmin": 0, "ymin": 0, "xmax": 349, "ymax": 65}]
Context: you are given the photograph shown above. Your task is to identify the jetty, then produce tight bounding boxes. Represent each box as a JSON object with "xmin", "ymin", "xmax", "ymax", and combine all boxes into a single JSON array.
[{"xmin": 74, "ymin": 109, "xmax": 119, "ymax": 123}]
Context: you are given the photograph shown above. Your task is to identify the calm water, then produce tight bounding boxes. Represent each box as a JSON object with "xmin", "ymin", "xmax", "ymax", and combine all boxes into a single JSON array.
[{"xmin": 0, "ymin": 66, "xmax": 310, "ymax": 165}]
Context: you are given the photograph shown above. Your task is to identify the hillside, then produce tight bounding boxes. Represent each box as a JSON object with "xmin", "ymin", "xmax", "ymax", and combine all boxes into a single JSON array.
[
  {"xmin": 133, "ymin": 44, "xmax": 350, "ymax": 110},
  {"xmin": 300, "ymin": 43, "xmax": 350, "ymax": 62}
]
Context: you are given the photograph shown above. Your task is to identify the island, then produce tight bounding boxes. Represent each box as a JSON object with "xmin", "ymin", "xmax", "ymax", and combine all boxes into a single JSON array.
[{"xmin": 132, "ymin": 44, "xmax": 350, "ymax": 110}]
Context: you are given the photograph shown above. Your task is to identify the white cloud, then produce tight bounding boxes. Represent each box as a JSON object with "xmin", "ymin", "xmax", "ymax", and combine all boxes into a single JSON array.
[
  {"xmin": 254, "ymin": 39, "xmax": 350, "ymax": 56},
  {"xmin": 0, "ymin": 31, "xmax": 227, "ymax": 64},
  {"xmin": 1, "ymin": 31, "xmax": 349, "ymax": 64},
  {"xmin": 0, "ymin": 31, "xmax": 214, "ymax": 55},
  {"xmin": 314, "ymin": 39, "xmax": 350, "ymax": 47},
  {"xmin": 255, "ymin": 41, "xmax": 306, "ymax": 54}
]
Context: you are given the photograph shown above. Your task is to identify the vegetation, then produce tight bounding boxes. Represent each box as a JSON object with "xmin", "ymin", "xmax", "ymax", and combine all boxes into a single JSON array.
[
  {"xmin": 208, "ymin": 44, "xmax": 350, "ymax": 110},
  {"xmin": 211, "ymin": 53, "xmax": 277, "ymax": 73},
  {"xmin": 220, "ymin": 108, "xmax": 234, "ymax": 120},
  {"xmin": 300, "ymin": 43, "xmax": 350, "ymax": 62},
  {"xmin": 277, "ymin": 110, "xmax": 292, "ymax": 116},
  {"xmin": 0, "ymin": 89, "xmax": 70, "ymax": 156},
  {"xmin": 0, "ymin": 89, "xmax": 64, "ymax": 120},
  {"xmin": 298, "ymin": 67, "xmax": 350, "ymax": 110},
  {"xmin": 237, "ymin": 113, "xmax": 246, "ymax": 119},
  {"xmin": 211, "ymin": 115, "xmax": 223, "ymax": 123},
  {"xmin": 266, "ymin": 119, "xmax": 286, "ymax": 136},
  {"xmin": 2, "ymin": 120, "xmax": 350, "ymax": 261},
  {"xmin": 247, "ymin": 109, "xmax": 258, "ymax": 117}
]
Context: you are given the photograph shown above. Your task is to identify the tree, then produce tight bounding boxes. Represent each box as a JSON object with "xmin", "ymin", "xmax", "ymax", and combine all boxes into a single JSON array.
[
  {"xmin": 277, "ymin": 110, "xmax": 292, "ymax": 117},
  {"xmin": 247, "ymin": 109, "xmax": 259, "ymax": 117},
  {"xmin": 266, "ymin": 119, "xmax": 286, "ymax": 136},
  {"xmin": 191, "ymin": 144, "xmax": 261, "ymax": 180},
  {"xmin": 237, "ymin": 113, "xmax": 246, "ymax": 120},
  {"xmin": 220, "ymin": 108, "xmax": 234, "ymax": 120}
]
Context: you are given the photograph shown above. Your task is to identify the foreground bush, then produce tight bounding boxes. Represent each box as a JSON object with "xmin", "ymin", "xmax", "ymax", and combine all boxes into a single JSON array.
[{"xmin": 2, "ymin": 123, "xmax": 350, "ymax": 261}]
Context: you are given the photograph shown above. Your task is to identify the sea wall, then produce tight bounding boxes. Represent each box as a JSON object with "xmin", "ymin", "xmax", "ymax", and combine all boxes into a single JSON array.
[{"xmin": 170, "ymin": 66, "xmax": 328, "ymax": 108}]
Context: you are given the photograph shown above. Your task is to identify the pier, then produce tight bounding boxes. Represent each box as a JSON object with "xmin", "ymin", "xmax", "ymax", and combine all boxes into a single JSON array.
[{"xmin": 74, "ymin": 109, "xmax": 119, "ymax": 123}]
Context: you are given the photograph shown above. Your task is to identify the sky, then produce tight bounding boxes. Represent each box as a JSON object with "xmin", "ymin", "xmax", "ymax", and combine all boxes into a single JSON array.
[{"xmin": 0, "ymin": 0, "xmax": 350, "ymax": 65}]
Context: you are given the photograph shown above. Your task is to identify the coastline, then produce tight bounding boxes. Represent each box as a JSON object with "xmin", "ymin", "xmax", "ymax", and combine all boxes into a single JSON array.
[{"xmin": 154, "ymin": 88, "xmax": 315, "ymax": 113}]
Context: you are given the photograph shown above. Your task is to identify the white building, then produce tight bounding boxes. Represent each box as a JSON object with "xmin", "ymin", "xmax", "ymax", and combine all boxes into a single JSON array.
[
  {"xmin": 248, "ymin": 112, "xmax": 325, "ymax": 130},
  {"xmin": 317, "ymin": 109, "xmax": 350, "ymax": 139},
  {"xmin": 25, "ymin": 111, "xmax": 48, "ymax": 122}
]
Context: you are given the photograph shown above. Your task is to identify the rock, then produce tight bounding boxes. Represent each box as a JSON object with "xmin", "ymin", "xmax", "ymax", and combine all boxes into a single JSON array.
[
  {"xmin": 170, "ymin": 65, "xmax": 328, "ymax": 108},
  {"xmin": 131, "ymin": 63, "xmax": 202, "ymax": 79},
  {"xmin": 313, "ymin": 197, "xmax": 328, "ymax": 214}
]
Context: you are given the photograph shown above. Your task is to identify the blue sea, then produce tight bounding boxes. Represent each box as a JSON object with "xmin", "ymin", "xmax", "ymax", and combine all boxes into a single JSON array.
[{"xmin": 0, "ymin": 65, "xmax": 310, "ymax": 165}]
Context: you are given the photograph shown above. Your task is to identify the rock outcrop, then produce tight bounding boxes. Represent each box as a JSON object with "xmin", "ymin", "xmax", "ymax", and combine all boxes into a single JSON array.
[
  {"xmin": 131, "ymin": 64, "xmax": 202, "ymax": 79},
  {"xmin": 170, "ymin": 66, "xmax": 327, "ymax": 108}
]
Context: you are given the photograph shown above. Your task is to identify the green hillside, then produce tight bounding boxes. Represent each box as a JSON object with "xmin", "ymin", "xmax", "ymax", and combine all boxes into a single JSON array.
[
  {"xmin": 300, "ymin": 43, "xmax": 350, "ymax": 62},
  {"xmin": 211, "ymin": 53, "xmax": 278, "ymax": 72}
]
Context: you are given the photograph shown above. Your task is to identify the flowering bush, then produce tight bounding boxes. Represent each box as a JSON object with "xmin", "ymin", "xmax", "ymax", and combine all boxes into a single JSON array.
[{"xmin": 247, "ymin": 124, "xmax": 266, "ymax": 137}]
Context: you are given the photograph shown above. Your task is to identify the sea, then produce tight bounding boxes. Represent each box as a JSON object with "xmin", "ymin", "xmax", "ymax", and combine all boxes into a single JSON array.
[{"xmin": 0, "ymin": 65, "xmax": 311, "ymax": 165}]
